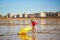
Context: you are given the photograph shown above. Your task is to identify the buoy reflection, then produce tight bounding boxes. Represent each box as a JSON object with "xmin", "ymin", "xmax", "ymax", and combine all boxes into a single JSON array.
[{"xmin": 18, "ymin": 33, "xmax": 32, "ymax": 40}]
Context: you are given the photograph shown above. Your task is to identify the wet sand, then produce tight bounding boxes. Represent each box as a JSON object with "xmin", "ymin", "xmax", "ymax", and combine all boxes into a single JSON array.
[{"xmin": 0, "ymin": 17, "xmax": 60, "ymax": 40}]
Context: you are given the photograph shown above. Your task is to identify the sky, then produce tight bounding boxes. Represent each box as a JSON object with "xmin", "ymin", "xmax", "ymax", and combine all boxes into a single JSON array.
[{"xmin": 0, "ymin": 0, "xmax": 60, "ymax": 15}]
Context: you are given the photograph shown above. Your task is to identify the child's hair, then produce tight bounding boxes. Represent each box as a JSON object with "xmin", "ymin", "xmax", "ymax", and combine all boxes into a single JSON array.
[
  {"xmin": 31, "ymin": 19, "xmax": 34, "ymax": 22},
  {"xmin": 30, "ymin": 16, "xmax": 35, "ymax": 19}
]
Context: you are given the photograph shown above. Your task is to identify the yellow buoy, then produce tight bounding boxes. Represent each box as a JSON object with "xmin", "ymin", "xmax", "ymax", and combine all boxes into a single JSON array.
[
  {"xmin": 18, "ymin": 25, "xmax": 32, "ymax": 40},
  {"xmin": 18, "ymin": 25, "xmax": 32, "ymax": 34}
]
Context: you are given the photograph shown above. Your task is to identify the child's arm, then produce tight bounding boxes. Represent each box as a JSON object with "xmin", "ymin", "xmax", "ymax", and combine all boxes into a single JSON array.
[
  {"xmin": 29, "ymin": 19, "xmax": 32, "ymax": 25},
  {"xmin": 35, "ymin": 19, "xmax": 37, "ymax": 24}
]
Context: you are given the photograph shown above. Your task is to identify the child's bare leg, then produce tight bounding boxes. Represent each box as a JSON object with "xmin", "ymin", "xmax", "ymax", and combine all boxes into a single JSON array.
[
  {"xmin": 34, "ymin": 25, "xmax": 37, "ymax": 39},
  {"xmin": 32, "ymin": 26, "xmax": 37, "ymax": 40},
  {"xmin": 35, "ymin": 25, "xmax": 36, "ymax": 32},
  {"xmin": 32, "ymin": 27, "xmax": 34, "ymax": 33}
]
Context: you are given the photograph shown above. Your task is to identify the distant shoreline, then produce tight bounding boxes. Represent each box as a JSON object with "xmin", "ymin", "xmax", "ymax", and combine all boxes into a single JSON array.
[{"xmin": 0, "ymin": 17, "xmax": 60, "ymax": 20}]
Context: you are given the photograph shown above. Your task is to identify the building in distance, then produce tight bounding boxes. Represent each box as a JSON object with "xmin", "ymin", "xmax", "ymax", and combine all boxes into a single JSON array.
[
  {"xmin": 40, "ymin": 12, "xmax": 47, "ymax": 17},
  {"xmin": 58, "ymin": 11, "xmax": 60, "ymax": 17}
]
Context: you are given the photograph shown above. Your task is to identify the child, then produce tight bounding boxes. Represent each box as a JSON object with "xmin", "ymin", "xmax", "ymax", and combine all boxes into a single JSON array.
[{"xmin": 30, "ymin": 16, "xmax": 37, "ymax": 33}]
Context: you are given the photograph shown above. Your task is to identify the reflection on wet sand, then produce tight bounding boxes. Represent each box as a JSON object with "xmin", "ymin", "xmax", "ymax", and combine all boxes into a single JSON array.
[
  {"xmin": 18, "ymin": 33, "xmax": 32, "ymax": 40},
  {"xmin": 32, "ymin": 33, "xmax": 37, "ymax": 40}
]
